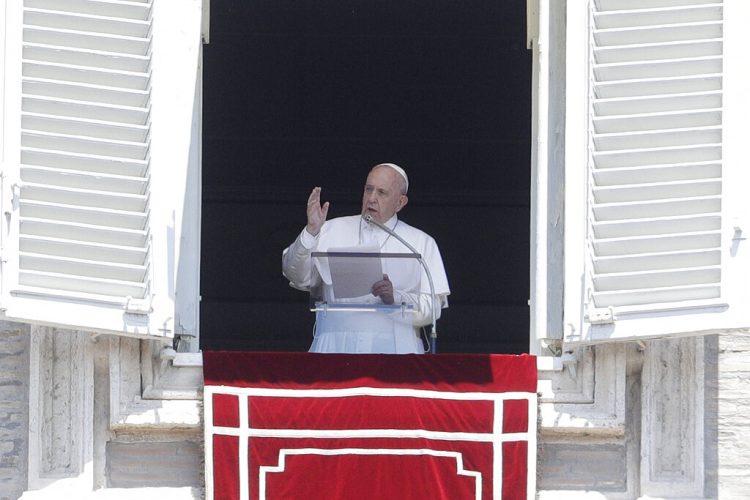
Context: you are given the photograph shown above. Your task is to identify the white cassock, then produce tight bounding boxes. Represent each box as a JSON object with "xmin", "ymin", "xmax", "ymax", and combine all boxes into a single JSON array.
[{"xmin": 282, "ymin": 215, "xmax": 450, "ymax": 354}]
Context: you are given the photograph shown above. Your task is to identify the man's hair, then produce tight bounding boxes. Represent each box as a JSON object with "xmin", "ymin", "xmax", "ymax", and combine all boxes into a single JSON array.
[{"xmin": 374, "ymin": 163, "xmax": 409, "ymax": 195}]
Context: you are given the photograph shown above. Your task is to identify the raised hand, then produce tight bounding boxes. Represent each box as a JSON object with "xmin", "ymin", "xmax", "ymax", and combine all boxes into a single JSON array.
[{"xmin": 306, "ymin": 186, "xmax": 329, "ymax": 236}]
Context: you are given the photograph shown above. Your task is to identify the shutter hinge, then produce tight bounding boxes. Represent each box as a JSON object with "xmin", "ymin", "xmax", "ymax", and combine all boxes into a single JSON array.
[
  {"xmin": 8, "ymin": 183, "xmax": 21, "ymax": 215},
  {"xmin": 586, "ymin": 305, "xmax": 616, "ymax": 325},
  {"xmin": 124, "ymin": 296, "xmax": 153, "ymax": 315}
]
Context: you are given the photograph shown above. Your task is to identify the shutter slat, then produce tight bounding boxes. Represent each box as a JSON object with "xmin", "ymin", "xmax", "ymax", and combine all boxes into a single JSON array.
[
  {"xmin": 592, "ymin": 179, "xmax": 720, "ymax": 203},
  {"xmin": 594, "ymin": 39, "xmax": 722, "ymax": 63},
  {"xmin": 25, "ymin": 0, "xmax": 152, "ymax": 20},
  {"xmin": 20, "ymin": 200, "xmax": 147, "ymax": 230},
  {"xmin": 22, "ymin": 148, "xmax": 147, "ymax": 177},
  {"xmin": 594, "ymin": 56, "xmax": 722, "ymax": 81},
  {"xmin": 593, "ymin": 144, "xmax": 721, "ymax": 168},
  {"xmin": 24, "ymin": 9, "xmax": 151, "ymax": 38},
  {"xmin": 593, "ymin": 213, "xmax": 721, "ymax": 238},
  {"xmin": 24, "ymin": 78, "xmax": 149, "ymax": 107},
  {"xmin": 594, "ymin": 6, "xmax": 722, "ymax": 30},
  {"xmin": 20, "ymin": 235, "xmax": 147, "ymax": 265},
  {"xmin": 22, "ymin": 113, "xmax": 148, "ymax": 141},
  {"xmin": 594, "ymin": 22, "xmax": 722, "ymax": 46},
  {"xmin": 23, "ymin": 60, "xmax": 149, "ymax": 90},
  {"xmin": 593, "ymin": 196, "xmax": 721, "ymax": 221},
  {"xmin": 21, "ymin": 183, "xmax": 147, "ymax": 212},
  {"xmin": 592, "ymin": 231, "xmax": 721, "ymax": 257},
  {"xmin": 21, "ymin": 166, "xmax": 147, "ymax": 195},
  {"xmin": 594, "ymin": 91, "xmax": 722, "ymax": 116},
  {"xmin": 593, "ymin": 109, "xmax": 720, "ymax": 133},
  {"xmin": 23, "ymin": 95, "xmax": 148, "ymax": 125},
  {"xmin": 21, "ymin": 218, "xmax": 147, "ymax": 247},
  {"xmin": 592, "ymin": 126, "xmax": 721, "ymax": 151},
  {"xmin": 19, "ymin": 271, "xmax": 147, "ymax": 298},
  {"xmin": 20, "ymin": 252, "xmax": 147, "ymax": 282},
  {"xmin": 593, "ymin": 161, "xmax": 720, "ymax": 185},
  {"xmin": 22, "ymin": 130, "xmax": 148, "ymax": 159},
  {"xmin": 24, "ymin": 43, "xmax": 149, "ymax": 73},
  {"xmin": 597, "ymin": 1, "xmax": 720, "ymax": 11},
  {"xmin": 592, "ymin": 284, "xmax": 720, "ymax": 308},
  {"xmin": 593, "ymin": 249, "xmax": 720, "ymax": 273},
  {"xmin": 595, "ymin": 74, "xmax": 721, "ymax": 99},
  {"xmin": 593, "ymin": 266, "xmax": 720, "ymax": 292},
  {"xmin": 23, "ymin": 26, "xmax": 150, "ymax": 55}
]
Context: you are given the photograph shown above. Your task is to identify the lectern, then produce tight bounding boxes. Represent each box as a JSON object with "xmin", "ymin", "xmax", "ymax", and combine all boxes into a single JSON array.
[{"xmin": 309, "ymin": 250, "xmax": 430, "ymax": 353}]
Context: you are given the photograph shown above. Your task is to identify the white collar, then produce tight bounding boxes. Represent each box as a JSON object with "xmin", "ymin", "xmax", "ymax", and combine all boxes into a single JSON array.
[
  {"xmin": 360, "ymin": 215, "xmax": 399, "ymax": 246},
  {"xmin": 381, "ymin": 215, "xmax": 398, "ymax": 231}
]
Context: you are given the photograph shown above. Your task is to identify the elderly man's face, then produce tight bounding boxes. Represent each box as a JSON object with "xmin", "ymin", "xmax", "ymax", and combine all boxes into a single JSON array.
[{"xmin": 361, "ymin": 166, "xmax": 408, "ymax": 224}]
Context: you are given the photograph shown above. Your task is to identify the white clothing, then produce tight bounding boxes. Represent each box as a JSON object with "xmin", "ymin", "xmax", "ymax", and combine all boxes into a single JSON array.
[{"xmin": 282, "ymin": 215, "xmax": 450, "ymax": 354}]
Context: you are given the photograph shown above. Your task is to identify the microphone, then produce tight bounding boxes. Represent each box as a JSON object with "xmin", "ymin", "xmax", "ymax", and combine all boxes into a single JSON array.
[{"xmin": 363, "ymin": 214, "xmax": 439, "ymax": 353}]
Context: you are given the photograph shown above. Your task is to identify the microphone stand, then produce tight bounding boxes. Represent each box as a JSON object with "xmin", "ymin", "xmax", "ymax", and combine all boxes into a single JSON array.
[{"xmin": 363, "ymin": 215, "xmax": 439, "ymax": 353}]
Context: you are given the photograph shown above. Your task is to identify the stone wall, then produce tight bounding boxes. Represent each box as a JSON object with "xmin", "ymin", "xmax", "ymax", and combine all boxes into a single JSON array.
[
  {"xmin": 0, "ymin": 326, "xmax": 203, "ymax": 500},
  {"xmin": 0, "ymin": 323, "xmax": 29, "ymax": 500},
  {"xmin": 1, "ymin": 324, "xmax": 749, "ymax": 499},
  {"xmin": 715, "ymin": 332, "xmax": 750, "ymax": 498},
  {"xmin": 107, "ymin": 440, "xmax": 202, "ymax": 489}
]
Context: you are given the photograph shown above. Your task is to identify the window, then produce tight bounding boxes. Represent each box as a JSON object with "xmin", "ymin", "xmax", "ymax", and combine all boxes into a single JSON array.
[
  {"xmin": 562, "ymin": 0, "xmax": 750, "ymax": 344},
  {"xmin": 0, "ymin": 0, "xmax": 201, "ymax": 341}
]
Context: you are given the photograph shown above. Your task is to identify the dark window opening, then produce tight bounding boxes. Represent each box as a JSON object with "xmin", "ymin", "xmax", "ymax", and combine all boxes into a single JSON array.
[{"xmin": 200, "ymin": 0, "xmax": 531, "ymax": 353}]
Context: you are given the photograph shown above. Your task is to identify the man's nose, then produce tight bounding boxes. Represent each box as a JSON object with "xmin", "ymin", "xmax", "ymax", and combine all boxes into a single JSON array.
[{"xmin": 367, "ymin": 191, "xmax": 377, "ymax": 203}]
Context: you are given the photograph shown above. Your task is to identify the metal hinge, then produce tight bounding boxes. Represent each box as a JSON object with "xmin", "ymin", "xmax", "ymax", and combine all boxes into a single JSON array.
[
  {"xmin": 124, "ymin": 296, "xmax": 153, "ymax": 315},
  {"xmin": 586, "ymin": 305, "xmax": 615, "ymax": 325}
]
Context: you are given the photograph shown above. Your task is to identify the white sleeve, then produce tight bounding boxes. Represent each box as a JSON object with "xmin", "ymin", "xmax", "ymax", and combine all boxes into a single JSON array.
[
  {"xmin": 393, "ymin": 289, "xmax": 449, "ymax": 327},
  {"xmin": 281, "ymin": 228, "xmax": 318, "ymax": 290},
  {"xmin": 394, "ymin": 235, "xmax": 450, "ymax": 327}
]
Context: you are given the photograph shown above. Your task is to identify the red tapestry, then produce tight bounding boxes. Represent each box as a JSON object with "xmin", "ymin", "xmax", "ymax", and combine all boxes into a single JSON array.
[{"xmin": 203, "ymin": 352, "xmax": 537, "ymax": 500}]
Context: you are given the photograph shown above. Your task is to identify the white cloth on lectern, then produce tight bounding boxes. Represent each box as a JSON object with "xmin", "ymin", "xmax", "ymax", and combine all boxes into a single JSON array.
[{"xmin": 282, "ymin": 215, "xmax": 450, "ymax": 354}]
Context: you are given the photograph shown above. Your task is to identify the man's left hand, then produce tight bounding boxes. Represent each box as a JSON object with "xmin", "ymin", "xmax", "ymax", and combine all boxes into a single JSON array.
[{"xmin": 372, "ymin": 274, "xmax": 394, "ymax": 304}]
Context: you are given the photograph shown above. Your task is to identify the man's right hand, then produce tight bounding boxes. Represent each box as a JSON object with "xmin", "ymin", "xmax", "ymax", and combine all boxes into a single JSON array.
[{"xmin": 306, "ymin": 187, "xmax": 329, "ymax": 236}]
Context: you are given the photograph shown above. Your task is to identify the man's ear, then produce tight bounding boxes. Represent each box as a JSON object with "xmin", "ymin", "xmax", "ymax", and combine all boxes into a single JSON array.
[{"xmin": 397, "ymin": 195, "xmax": 409, "ymax": 212}]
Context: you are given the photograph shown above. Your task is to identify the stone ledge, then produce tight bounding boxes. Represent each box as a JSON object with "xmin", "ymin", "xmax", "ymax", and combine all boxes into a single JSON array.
[
  {"xmin": 111, "ymin": 400, "xmax": 201, "ymax": 430},
  {"xmin": 22, "ymin": 486, "xmax": 202, "ymax": 500}
]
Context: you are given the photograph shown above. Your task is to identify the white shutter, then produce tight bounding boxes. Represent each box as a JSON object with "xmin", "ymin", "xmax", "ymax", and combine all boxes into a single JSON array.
[
  {"xmin": 0, "ymin": 0, "xmax": 203, "ymax": 338},
  {"xmin": 563, "ymin": 0, "xmax": 750, "ymax": 343}
]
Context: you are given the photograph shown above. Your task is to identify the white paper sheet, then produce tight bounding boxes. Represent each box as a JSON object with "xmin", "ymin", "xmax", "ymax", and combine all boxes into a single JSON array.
[{"xmin": 326, "ymin": 246, "xmax": 383, "ymax": 299}]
